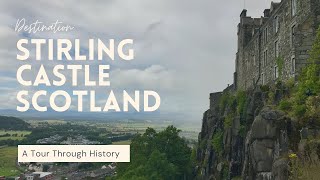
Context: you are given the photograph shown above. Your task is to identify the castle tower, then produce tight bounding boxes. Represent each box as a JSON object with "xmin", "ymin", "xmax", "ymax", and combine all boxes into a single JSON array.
[
  {"xmin": 236, "ymin": 10, "xmax": 261, "ymax": 90},
  {"xmin": 234, "ymin": 0, "xmax": 320, "ymax": 91}
]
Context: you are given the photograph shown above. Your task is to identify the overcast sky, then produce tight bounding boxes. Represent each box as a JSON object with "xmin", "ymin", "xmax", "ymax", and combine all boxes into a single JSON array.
[{"xmin": 0, "ymin": 0, "xmax": 280, "ymax": 123}]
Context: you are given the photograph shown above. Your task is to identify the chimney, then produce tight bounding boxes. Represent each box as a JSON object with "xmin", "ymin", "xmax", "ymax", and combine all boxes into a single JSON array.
[
  {"xmin": 240, "ymin": 9, "xmax": 247, "ymax": 18},
  {"xmin": 264, "ymin": 9, "xmax": 271, "ymax": 17}
]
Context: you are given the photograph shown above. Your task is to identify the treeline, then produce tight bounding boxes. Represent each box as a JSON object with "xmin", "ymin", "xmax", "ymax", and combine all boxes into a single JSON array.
[
  {"xmin": 1, "ymin": 122, "xmax": 133, "ymax": 145},
  {"xmin": 0, "ymin": 116, "xmax": 30, "ymax": 130},
  {"xmin": 112, "ymin": 126, "xmax": 193, "ymax": 180},
  {"xmin": 0, "ymin": 118, "xmax": 135, "ymax": 146},
  {"xmin": 23, "ymin": 123, "xmax": 113, "ymax": 145},
  {"xmin": 0, "ymin": 139, "xmax": 21, "ymax": 146}
]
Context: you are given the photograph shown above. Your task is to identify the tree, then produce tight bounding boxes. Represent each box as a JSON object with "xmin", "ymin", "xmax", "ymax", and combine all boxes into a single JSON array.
[
  {"xmin": 115, "ymin": 126, "xmax": 192, "ymax": 180},
  {"xmin": 43, "ymin": 164, "xmax": 50, "ymax": 172}
]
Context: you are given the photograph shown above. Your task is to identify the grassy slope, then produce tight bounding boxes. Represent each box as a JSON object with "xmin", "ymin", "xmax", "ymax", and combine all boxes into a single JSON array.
[{"xmin": 0, "ymin": 146, "xmax": 20, "ymax": 177}]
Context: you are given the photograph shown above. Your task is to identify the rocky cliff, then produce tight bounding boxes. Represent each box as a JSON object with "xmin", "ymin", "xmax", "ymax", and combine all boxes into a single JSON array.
[{"xmin": 195, "ymin": 85, "xmax": 320, "ymax": 180}]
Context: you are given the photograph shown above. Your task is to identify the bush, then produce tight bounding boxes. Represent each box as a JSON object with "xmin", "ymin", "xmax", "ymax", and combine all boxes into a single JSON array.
[
  {"xmin": 219, "ymin": 92, "xmax": 230, "ymax": 112},
  {"xmin": 285, "ymin": 77, "xmax": 295, "ymax": 89},
  {"xmin": 236, "ymin": 91, "xmax": 247, "ymax": 115},
  {"xmin": 276, "ymin": 57, "xmax": 284, "ymax": 78},
  {"xmin": 278, "ymin": 99, "xmax": 292, "ymax": 111},
  {"xmin": 239, "ymin": 125, "xmax": 246, "ymax": 138},
  {"xmin": 212, "ymin": 131, "xmax": 223, "ymax": 156},
  {"xmin": 306, "ymin": 96, "xmax": 320, "ymax": 125},
  {"xmin": 260, "ymin": 85, "xmax": 270, "ymax": 92},
  {"xmin": 224, "ymin": 114, "xmax": 234, "ymax": 128},
  {"xmin": 293, "ymin": 105, "xmax": 307, "ymax": 119},
  {"xmin": 267, "ymin": 91, "xmax": 275, "ymax": 104}
]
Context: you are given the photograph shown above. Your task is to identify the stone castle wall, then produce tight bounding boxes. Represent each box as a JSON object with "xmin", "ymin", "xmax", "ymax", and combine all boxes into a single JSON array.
[{"xmin": 235, "ymin": 0, "xmax": 320, "ymax": 90}]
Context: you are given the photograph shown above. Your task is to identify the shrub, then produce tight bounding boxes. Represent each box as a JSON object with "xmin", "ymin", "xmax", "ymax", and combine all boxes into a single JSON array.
[
  {"xmin": 285, "ymin": 77, "xmax": 295, "ymax": 89},
  {"xmin": 267, "ymin": 91, "xmax": 275, "ymax": 104},
  {"xmin": 227, "ymin": 95, "xmax": 236, "ymax": 107},
  {"xmin": 260, "ymin": 85, "xmax": 270, "ymax": 92},
  {"xmin": 239, "ymin": 125, "xmax": 246, "ymax": 138},
  {"xmin": 222, "ymin": 164, "xmax": 229, "ymax": 179},
  {"xmin": 236, "ymin": 91, "xmax": 247, "ymax": 115},
  {"xmin": 212, "ymin": 131, "xmax": 223, "ymax": 156},
  {"xmin": 219, "ymin": 92, "xmax": 230, "ymax": 112},
  {"xmin": 276, "ymin": 57, "xmax": 284, "ymax": 78},
  {"xmin": 292, "ymin": 104, "xmax": 307, "ymax": 119},
  {"xmin": 224, "ymin": 113, "xmax": 234, "ymax": 128},
  {"xmin": 305, "ymin": 96, "xmax": 320, "ymax": 125},
  {"xmin": 278, "ymin": 99, "xmax": 292, "ymax": 111}
]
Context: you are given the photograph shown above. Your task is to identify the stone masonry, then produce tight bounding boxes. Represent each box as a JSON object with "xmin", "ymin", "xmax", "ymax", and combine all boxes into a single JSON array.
[{"xmin": 235, "ymin": 0, "xmax": 320, "ymax": 90}]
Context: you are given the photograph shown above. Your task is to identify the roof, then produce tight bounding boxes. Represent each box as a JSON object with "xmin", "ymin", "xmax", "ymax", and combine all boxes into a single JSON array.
[{"xmin": 32, "ymin": 172, "xmax": 52, "ymax": 178}]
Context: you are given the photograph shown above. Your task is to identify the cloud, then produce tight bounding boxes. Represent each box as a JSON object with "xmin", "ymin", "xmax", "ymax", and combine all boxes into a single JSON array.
[
  {"xmin": 0, "ymin": 0, "xmax": 280, "ymax": 122},
  {"xmin": 111, "ymin": 65, "xmax": 177, "ymax": 92}
]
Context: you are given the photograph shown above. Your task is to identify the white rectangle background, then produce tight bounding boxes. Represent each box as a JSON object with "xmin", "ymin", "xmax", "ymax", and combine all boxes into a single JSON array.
[{"xmin": 18, "ymin": 145, "xmax": 130, "ymax": 162}]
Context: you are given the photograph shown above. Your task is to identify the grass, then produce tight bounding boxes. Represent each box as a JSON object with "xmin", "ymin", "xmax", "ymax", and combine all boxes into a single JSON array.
[
  {"xmin": 300, "ymin": 163, "xmax": 320, "ymax": 180},
  {"xmin": 291, "ymin": 160, "xmax": 320, "ymax": 180},
  {"xmin": 0, "ymin": 130, "xmax": 31, "ymax": 141},
  {"xmin": 0, "ymin": 146, "xmax": 21, "ymax": 177},
  {"xmin": 112, "ymin": 140, "xmax": 131, "ymax": 145}
]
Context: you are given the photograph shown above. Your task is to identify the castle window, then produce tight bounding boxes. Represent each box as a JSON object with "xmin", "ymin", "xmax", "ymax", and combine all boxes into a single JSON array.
[
  {"xmin": 292, "ymin": 0, "xmax": 297, "ymax": 16},
  {"xmin": 275, "ymin": 41, "xmax": 279, "ymax": 58},
  {"xmin": 291, "ymin": 25, "xmax": 296, "ymax": 48},
  {"xmin": 263, "ymin": 50, "xmax": 268, "ymax": 67},
  {"xmin": 264, "ymin": 27, "xmax": 268, "ymax": 44},
  {"xmin": 274, "ymin": 16, "xmax": 279, "ymax": 33},
  {"xmin": 291, "ymin": 56, "xmax": 296, "ymax": 74},
  {"xmin": 274, "ymin": 65, "xmax": 279, "ymax": 79},
  {"xmin": 246, "ymin": 59, "xmax": 249, "ymax": 70},
  {"xmin": 261, "ymin": 73, "xmax": 265, "ymax": 85},
  {"xmin": 253, "ymin": 54, "xmax": 256, "ymax": 66}
]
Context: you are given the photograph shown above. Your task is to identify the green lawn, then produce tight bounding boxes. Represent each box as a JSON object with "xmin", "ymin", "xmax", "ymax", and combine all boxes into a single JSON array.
[
  {"xmin": 0, "ymin": 146, "xmax": 20, "ymax": 177},
  {"xmin": 0, "ymin": 130, "xmax": 31, "ymax": 140}
]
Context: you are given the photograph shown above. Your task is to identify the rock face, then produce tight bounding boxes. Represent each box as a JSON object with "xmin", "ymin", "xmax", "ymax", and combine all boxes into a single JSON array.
[
  {"xmin": 195, "ymin": 88, "xmax": 298, "ymax": 180},
  {"xmin": 243, "ymin": 107, "xmax": 290, "ymax": 180}
]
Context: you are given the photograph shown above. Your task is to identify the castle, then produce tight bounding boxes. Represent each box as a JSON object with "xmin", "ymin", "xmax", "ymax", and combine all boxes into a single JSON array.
[
  {"xmin": 234, "ymin": 0, "xmax": 320, "ymax": 90},
  {"xmin": 199, "ymin": 2, "xmax": 320, "ymax": 179}
]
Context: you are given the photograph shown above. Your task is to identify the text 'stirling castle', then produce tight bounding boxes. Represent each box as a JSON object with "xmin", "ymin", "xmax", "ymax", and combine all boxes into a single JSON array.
[{"xmin": 234, "ymin": 0, "xmax": 320, "ymax": 90}]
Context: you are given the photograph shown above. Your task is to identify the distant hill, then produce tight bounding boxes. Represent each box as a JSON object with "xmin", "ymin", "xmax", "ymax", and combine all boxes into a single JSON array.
[
  {"xmin": 0, "ymin": 108, "xmax": 187, "ymax": 122},
  {"xmin": 0, "ymin": 116, "xmax": 30, "ymax": 130}
]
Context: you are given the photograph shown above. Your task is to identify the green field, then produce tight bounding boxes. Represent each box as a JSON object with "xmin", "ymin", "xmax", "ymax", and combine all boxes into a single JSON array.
[
  {"xmin": 0, "ymin": 146, "xmax": 20, "ymax": 177},
  {"xmin": 112, "ymin": 140, "xmax": 131, "ymax": 145},
  {"xmin": 0, "ymin": 130, "xmax": 31, "ymax": 141}
]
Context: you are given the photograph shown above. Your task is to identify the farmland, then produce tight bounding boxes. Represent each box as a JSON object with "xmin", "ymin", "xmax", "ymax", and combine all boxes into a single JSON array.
[
  {"xmin": 0, "ymin": 130, "xmax": 31, "ymax": 140},
  {"xmin": 0, "ymin": 146, "xmax": 20, "ymax": 177}
]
